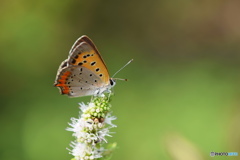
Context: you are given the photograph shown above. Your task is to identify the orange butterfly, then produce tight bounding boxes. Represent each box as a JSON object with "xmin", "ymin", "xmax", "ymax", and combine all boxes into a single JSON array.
[{"xmin": 54, "ymin": 35, "xmax": 115, "ymax": 97}]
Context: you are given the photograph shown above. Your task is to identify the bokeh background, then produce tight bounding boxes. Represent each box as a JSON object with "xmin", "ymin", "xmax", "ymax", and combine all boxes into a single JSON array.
[{"xmin": 1, "ymin": 1, "xmax": 240, "ymax": 160}]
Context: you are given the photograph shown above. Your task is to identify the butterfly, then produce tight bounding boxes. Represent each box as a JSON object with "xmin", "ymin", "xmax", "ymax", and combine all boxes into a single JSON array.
[{"xmin": 54, "ymin": 35, "xmax": 116, "ymax": 97}]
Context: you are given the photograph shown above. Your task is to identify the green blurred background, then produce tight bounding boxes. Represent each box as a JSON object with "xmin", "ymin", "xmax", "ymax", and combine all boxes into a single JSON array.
[{"xmin": 1, "ymin": 1, "xmax": 240, "ymax": 160}]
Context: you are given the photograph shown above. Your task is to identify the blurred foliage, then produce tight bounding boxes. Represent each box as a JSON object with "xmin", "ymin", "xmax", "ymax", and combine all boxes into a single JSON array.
[{"xmin": 1, "ymin": 0, "xmax": 240, "ymax": 160}]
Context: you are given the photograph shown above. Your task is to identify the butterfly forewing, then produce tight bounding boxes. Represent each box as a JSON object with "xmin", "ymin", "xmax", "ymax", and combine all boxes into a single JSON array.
[
  {"xmin": 69, "ymin": 35, "xmax": 99, "ymax": 54},
  {"xmin": 68, "ymin": 40, "xmax": 110, "ymax": 85}
]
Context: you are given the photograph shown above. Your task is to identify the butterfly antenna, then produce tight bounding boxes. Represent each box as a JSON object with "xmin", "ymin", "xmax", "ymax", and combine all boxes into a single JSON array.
[
  {"xmin": 114, "ymin": 78, "xmax": 128, "ymax": 81},
  {"xmin": 112, "ymin": 59, "xmax": 133, "ymax": 79}
]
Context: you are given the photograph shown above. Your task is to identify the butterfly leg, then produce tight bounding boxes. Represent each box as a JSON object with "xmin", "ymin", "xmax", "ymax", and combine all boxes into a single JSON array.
[
  {"xmin": 106, "ymin": 89, "xmax": 114, "ymax": 101},
  {"xmin": 90, "ymin": 95, "xmax": 94, "ymax": 102}
]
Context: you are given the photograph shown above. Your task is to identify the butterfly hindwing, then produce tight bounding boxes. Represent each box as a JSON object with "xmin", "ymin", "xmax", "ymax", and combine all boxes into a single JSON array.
[
  {"xmin": 54, "ymin": 66, "xmax": 72, "ymax": 95},
  {"xmin": 54, "ymin": 65, "xmax": 104, "ymax": 97},
  {"xmin": 67, "ymin": 66, "xmax": 104, "ymax": 97}
]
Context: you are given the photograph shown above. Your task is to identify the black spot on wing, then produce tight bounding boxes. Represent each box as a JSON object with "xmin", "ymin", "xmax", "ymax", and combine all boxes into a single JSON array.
[
  {"xmin": 91, "ymin": 62, "xmax": 96, "ymax": 66},
  {"xmin": 72, "ymin": 59, "xmax": 76, "ymax": 64}
]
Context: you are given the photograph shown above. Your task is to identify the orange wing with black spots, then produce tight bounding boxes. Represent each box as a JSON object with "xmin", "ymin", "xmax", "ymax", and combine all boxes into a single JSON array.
[{"xmin": 67, "ymin": 35, "xmax": 110, "ymax": 84}]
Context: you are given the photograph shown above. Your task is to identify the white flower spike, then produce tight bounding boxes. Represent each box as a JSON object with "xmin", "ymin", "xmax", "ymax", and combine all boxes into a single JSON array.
[{"xmin": 67, "ymin": 94, "xmax": 117, "ymax": 160}]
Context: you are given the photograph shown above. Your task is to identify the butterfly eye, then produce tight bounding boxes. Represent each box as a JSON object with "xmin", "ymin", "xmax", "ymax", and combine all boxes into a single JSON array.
[{"xmin": 110, "ymin": 79, "xmax": 115, "ymax": 86}]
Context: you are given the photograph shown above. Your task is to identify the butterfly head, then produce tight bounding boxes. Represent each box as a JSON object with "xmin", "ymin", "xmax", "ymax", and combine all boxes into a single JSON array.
[{"xmin": 110, "ymin": 78, "xmax": 116, "ymax": 87}]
